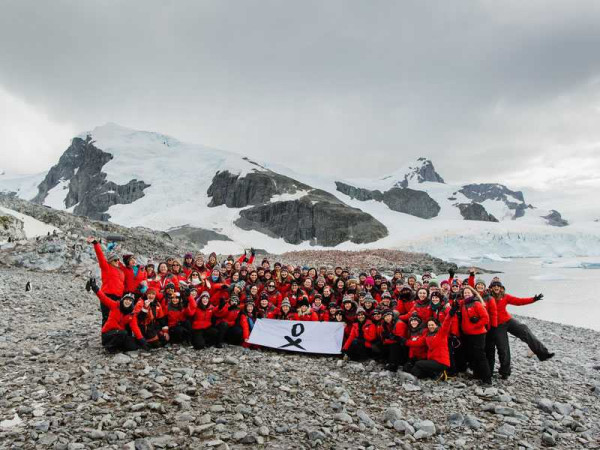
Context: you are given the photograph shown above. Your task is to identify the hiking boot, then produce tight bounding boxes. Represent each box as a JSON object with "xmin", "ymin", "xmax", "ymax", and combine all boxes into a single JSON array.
[{"xmin": 538, "ymin": 352, "xmax": 555, "ymax": 362}]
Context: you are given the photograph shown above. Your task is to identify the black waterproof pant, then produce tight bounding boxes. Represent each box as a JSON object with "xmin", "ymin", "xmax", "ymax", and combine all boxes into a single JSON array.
[
  {"xmin": 216, "ymin": 323, "xmax": 243, "ymax": 346},
  {"xmin": 448, "ymin": 335, "xmax": 466, "ymax": 375},
  {"xmin": 411, "ymin": 360, "xmax": 449, "ymax": 379},
  {"xmin": 191, "ymin": 328, "xmax": 218, "ymax": 349},
  {"xmin": 496, "ymin": 319, "xmax": 551, "ymax": 377},
  {"xmin": 380, "ymin": 342, "xmax": 407, "ymax": 368},
  {"xmin": 485, "ymin": 327, "xmax": 498, "ymax": 374},
  {"xmin": 100, "ymin": 293, "xmax": 120, "ymax": 326},
  {"xmin": 101, "ymin": 330, "xmax": 138, "ymax": 353},
  {"xmin": 345, "ymin": 339, "xmax": 370, "ymax": 361},
  {"xmin": 463, "ymin": 333, "xmax": 491, "ymax": 383},
  {"xmin": 169, "ymin": 321, "xmax": 192, "ymax": 344}
]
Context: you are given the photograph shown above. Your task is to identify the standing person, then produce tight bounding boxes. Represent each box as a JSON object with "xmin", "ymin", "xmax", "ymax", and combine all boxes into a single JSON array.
[
  {"xmin": 460, "ymin": 286, "xmax": 492, "ymax": 385},
  {"xmin": 135, "ymin": 288, "xmax": 167, "ymax": 348},
  {"xmin": 214, "ymin": 295, "xmax": 243, "ymax": 347},
  {"xmin": 87, "ymin": 237, "xmax": 125, "ymax": 325},
  {"xmin": 89, "ymin": 279, "xmax": 147, "ymax": 352},
  {"xmin": 491, "ymin": 281, "xmax": 553, "ymax": 379},
  {"xmin": 122, "ymin": 254, "xmax": 147, "ymax": 297},
  {"xmin": 164, "ymin": 290, "xmax": 192, "ymax": 344},
  {"xmin": 474, "ymin": 278, "xmax": 498, "ymax": 374},
  {"xmin": 241, "ymin": 301, "xmax": 258, "ymax": 348},
  {"xmin": 188, "ymin": 292, "xmax": 217, "ymax": 350},
  {"xmin": 403, "ymin": 315, "xmax": 428, "ymax": 373}
]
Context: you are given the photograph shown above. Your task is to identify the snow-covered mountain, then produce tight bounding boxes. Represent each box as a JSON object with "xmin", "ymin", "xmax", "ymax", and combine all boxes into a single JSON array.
[{"xmin": 2, "ymin": 123, "xmax": 599, "ymax": 259}]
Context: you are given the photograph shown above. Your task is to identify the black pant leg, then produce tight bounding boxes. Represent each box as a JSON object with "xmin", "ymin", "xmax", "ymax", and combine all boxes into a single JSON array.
[
  {"xmin": 465, "ymin": 334, "xmax": 491, "ymax": 383},
  {"xmin": 347, "ymin": 339, "xmax": 368, "ymax": 361},
  {"xmin": 226, "ymin": 325, "xmax": 243, "ymax": 345},
  {"xmin": 192, "ymin": 329, "xmax": 207, "ymax": 349},
  {"xmin": 485, "ymin": 327, "xmax": 497, "ymax": 374},
  {"xmin": 496, "ymin": 323, "xmax": 511, "ymax": 377},
  {"xmin": 507, "ymin": 318, "xmax": 550, "ymax": 358},
  {"xmin": 216, "ymin": 322, "xmax": 229, "ymax": 345},
  {"xmin": 411, "ymin": 360, "xmax": 447, "ymax": 379}
]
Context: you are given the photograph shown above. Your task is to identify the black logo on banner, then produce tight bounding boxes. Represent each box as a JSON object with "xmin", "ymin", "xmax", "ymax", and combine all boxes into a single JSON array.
[{"xmin": 279, "ymin": 323, "xmax": 306, "ymax": 350}]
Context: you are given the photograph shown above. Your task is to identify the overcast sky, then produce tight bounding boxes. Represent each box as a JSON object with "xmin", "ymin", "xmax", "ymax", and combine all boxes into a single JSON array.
[{"xmin": 1, "ymin": 1, "xmax": 600, "ymax": 219}]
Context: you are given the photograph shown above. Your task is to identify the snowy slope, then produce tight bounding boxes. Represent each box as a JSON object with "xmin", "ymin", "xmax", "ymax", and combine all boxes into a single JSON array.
[
  {"xmin": 3, "ymin": 123, "xmax": 600, "ymax": 259},
  {"xmin": 0, "ymin": 170, "xmax": 47, "ymax": 200},
  {"xmin": 0, "ymin": 206, "xmax": 60, "ymax": 239}
]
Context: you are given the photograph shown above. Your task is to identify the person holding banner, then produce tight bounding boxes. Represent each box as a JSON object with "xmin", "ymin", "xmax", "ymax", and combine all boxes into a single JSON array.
[
  {"xmin": 293, "ymin": 297, "xmax": 318, "ymax": 321},
  {"xmin": 241, "ymin": 301, "xmax": 258, "ymax": 347},
  {"xmin": 214, "ymin": 295, "xmax": 243, "ymax": 347},
  {"xmin": 268, "ymin": 298, "xmax": 294, "ymax": 320},
  {"xmin": 342, "ymin": 307, "xmax": 377, "ymax": 361}
]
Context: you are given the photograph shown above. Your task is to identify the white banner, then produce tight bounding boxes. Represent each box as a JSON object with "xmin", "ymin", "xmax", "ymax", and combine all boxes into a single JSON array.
[{"xmin": 247, "ymin": 319, "xmax": 345, "ymax": 354}]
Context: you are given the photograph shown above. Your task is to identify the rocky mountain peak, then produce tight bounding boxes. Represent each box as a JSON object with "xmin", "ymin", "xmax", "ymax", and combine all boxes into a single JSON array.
[{"xmin": 387, "ymin": 157, "xmax": 445, "ymax": 188}]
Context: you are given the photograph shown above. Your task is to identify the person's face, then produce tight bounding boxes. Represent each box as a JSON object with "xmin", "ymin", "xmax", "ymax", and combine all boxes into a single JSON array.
[
  {"xmin": 282, "ymin": 305, "xmax": 290, "ymax": 313},
  {"xmin": 344, "ymin": 302, "xmax": 352, "ymax": 310},
  {"xmin": 264, "ymin": 271, "xmax": 272, "ymax": 280},
  {"xmin": 260, "ymin": 299, "xmax": 268, "ymax": 307},
  {"xmin": 146, "ymin": 292, "xmax": 156, "ymax": 301},
  {"xmin": 291, "ymin": 283, "xmax": 299, "ymax": 292},
  {"xmin": 109, "ymin": 258, "xmax": 119, "ymax": 267},
  {"xmin": 195, "ymin": 256, "xmax": 204, "ymax": 265},
  {"xmin": 335, "ymin": 268, "xmax": 342, "ymax": 276},
  {"xmin": 418, "ymin": 290, "xmax": 428, "ymax": 300},
  {"xmin": 431, "ymin": 295, "xmax": 440, "ymax": 305},
  {"xmin": 308, "ymin": 268, "xmax": 317, "ymax": 278},
  {"xmin": 357, "ymin": 313, "xmax": 366, "ymax": 322},
  {"xmin": 267, "ymin": 283, "xmax": 275, "ymax": 291},
  {"xmin": 123, "ymin": 298, "xmax": 133, "ymax": 308},
  {"xmin": 370, "ymin": 269, "xmax": 377, "ymax": 277},
  {"xmin": 127, "ymin": 256, "xmax": 136, "ymax": 267},
  {"xmin": 301, "ymin": 304, "xmax": 309, "ymax": 312},
  {"xmin": 158, "ymin": 263, "xmax": 168, "ymax": 274},
  {"xmin": 209, "ymin": 255, "xmax": 216, "ymax": 264},
  {"xmin": 364, "ymin": 301, "xmax": 373, "ymax": 309},
  {"xmin": 249, "ymin": 272, "xmax": 258, "ymax": 282},
  {"xmin": 380, "ymin": 283, "xmax": 388, "ymax": 292},
  {"xmin": 442, "ymin": 284, "xmax": 450, "ymax": 293},
  {"xmin": 250, "ymin": 286, "xmax": 258, "ymax": 295},
  {"xmin": 262, "ymin": 262, "xmax": 270, "ymax": 270},
  {"xmin": 246, "ymin": 304, "xmax": 254, "ymax": 313},
  {"xmin": 201, "ymin": 296, "xmax": 210, "ymax": 306},
  {"xmin": 335, "ymin": 313, "xmax": 343, "ymax": 321},
  {"xmin": 373, "ymin": 312, "xmax": 382, "ymax": 321},
  {"xmin": 232, "ymin": 273, "xmax": 239, "ymax": 282},
  {"xmin": 212, "ymin": 269, "xmax": 219, "ymax": 278},
  {"xmin": 317, "ymin": 280, "xmax": 325, "ymax": 288},
  {"xmin": 166, "ymin": 288, "xmax": 175, "ymax": 296},
  {"xmin": 410, "ymin": 319, "xmax": 419, "ymax": 329},
  {"xmin": 427, "ymin": 321, "xmax": 437, "ymax": 333},
  {"xmin": 303, "ymin": 279, "xmax": 312, "ymax": 289},
  {"xmin": 464, "ymin": 289, "xmax": 474, "ymax": 300},
  {"xmin": 185, "ymin": 257, "xmax": 193, "ymax": 264},
  {"xmin": 172, "ymin": 296, "xmax": 180, "ymax": 305},
  {"xmin": 323, "ymin": 286, "xmax": 331, "ymax": 296},
  {"xmin": 314, "ymin": 298, "xmax": 322, "ymax": 306},
  {"xmin": 492, "ymin": 285, "xmax": 501, "ymax": 295},
  {"xmin": 452, "ymin": 285, "xmax": 460, "ymax": 292}
]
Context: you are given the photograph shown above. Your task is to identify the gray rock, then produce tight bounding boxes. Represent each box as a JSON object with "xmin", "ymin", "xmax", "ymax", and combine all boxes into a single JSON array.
[
  {"xmin": 113, "ymin": 353, "xmax": 132, "ymax": 364},
  {"xmin": 89, "ymin": 430, "xmax": 106, "ymax": 440},
  {"xmin": 357, "ymin": 409, "xmax": 375, "ymax": 427},
  {"xmin": 384, "ymin": 407, "xmax": 403, "ymax": 423},
  {"xmin": 496, "ymin": 423, "xmax": 516, "ymax": 437},
  {"xmin": 307, "ymin": 430, "xmax": 326, "ymax": 442},
  {"xmin": 553, "ymin": 402, "xmax": 573, "ymax": 416},
  {"xmin": 459, "ymin": 183, "xmax": 531, "ymax": 219},
  {"xmin": 464, "ymin": 415, "xmax": 482, "ymax": 430},
  {"xmin": 210, "ymin": 404, "xmax": 226, "ymax": 413},
  {"xmin": 382, "ymin": 187, "xmax": 440, "ymax": 219},
  {"xmin": 233, "ymin": 431, "xmax": 247, "ymax": 441},
  {"xmin": 135, "ymin": 438, "xmax": 153, "ymax": 450},
  {"xmin": 333, "ymin": 412, "xmax": 353, "ymax": 423},
  {"xmin": 536, "ymin": 398, "xmax": 554, "ymax": 413},
  {"xmin": 456, "ymin": 203, "xmax": 498, "ymax": 222},
  {"xmin": 494, "ymin": 405, "xmax": 517, "ymax": 416},
  {"xmin": 414, "ymin": 420, "xmax": 436, "ymax": 437},
  {"xmin": 447, "ymin": 413, "xmax": 464, "ymax": 428},
  {"xmin": 543, "ymin": 210, "xmax": 569, "ymax": 227},
  {"xmin": 258, "ymin": 425, "xmax": 269, "ymax": 436},
  {"xmin": 393, "ymin": 420, "xmax": 415, "ymax": 435}
]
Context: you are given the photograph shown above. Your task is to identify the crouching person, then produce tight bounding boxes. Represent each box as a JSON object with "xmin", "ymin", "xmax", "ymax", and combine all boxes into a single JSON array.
[
  {"xmin": 377, "ymin": 309, "xmax": 408, "ymax": 372},
  {"xmin": 188, "ymin": 291, "xmax": 217, "ymax": 349},
  {"xmin": 165, "ymin": 288, "xmax": 193, "ymax": 345},
  {"xmin": 214, "ymin": 295, "xmax": 243, "ymax": 347},
  {"xmin": 135, "ymin": 288, "xmax": 167, "ymax": 348},
  {"xmin": 407, "ymin": 304, "xmax": 457, "ymax": 379},
  {"xmin": 342, "ymin": 307, "xmax": 377, "ymax": 361},
  {"xmin": 90, "ymin": 279, "xmax": 148, "ymax": 352}
]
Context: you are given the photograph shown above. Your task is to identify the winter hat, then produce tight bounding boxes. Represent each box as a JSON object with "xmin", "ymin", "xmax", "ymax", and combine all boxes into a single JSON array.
[
  {"xmin": 199, "ymin": 291, "xmax": 210, "ymax": 299},
  {"xmin": 440, "ymin": 280, "xmax": 450, "ymax": 287},
  {"xmin": 314, "ymin": 293, "xmax": 323, "ymax": 300},
  {"xmin": 475, "ymin": 278, "xmax": 486, "ymax": 287},
  {"xmin": 281, "ymin": 298, "xmax": 291, "ymax": 308},
  {"xmin": 363, "ymin": 294, "xmax": 375, "ymax": 304},
  {"xmin": 382, "ymin": 309, "xmax": 394, "ymax": 317},
  {"xmin": 422, "ymin": 272, "xmax": 432, "ymax": 280},
  {"xmin": 328, "ymin": 302, "xmax": 338, "ymax": 309},
  {"xmin": 364, "ymin": 277, "xmax": 375, "ymax": 286},
  {"xmin": 409, "ymin": 314, "xmax": 422, "ymax": 325},
  {"xmin": 428, "ymin": 280, "xmax": 439, "ymax": 288},
  {"xmin": 229, "ymin": 295, "xmax": 240, "ymax": 304},
  {"xmin": 165, "ymin": 282, "xmax": 176, "ymax": 290},
  {"xmin": 236, "ymin": 281, "xmax": 246, "ymax": 291},
  {"xmin": 184, "ymin": 253, "xmax": 193, "ymax": 259},
  {"xmin": 489, "ymin": 281, "xmax": 504, "ymax": 288},
  {"xmin": 356, "ymin": 307, "xmax": 366, "ymax": 315},
  {"xmin": 146, "ymin": 288, "xmax": 157, "ymax": 295},
  {"xmin": 121, "ymin": 293, "xmax": 135, "ymax": 302},
  {"xmin": 291, "ymin": 279, "xmax": 299, "ymax": 286},
  {"xmin": 358, "ymin": 290, "xmax": 366, "ymax": 297},
  {"xmin": 342, "ymin": 295, "xmax": 353, "ymax": 304},
  {"xmin": 372, "ymin": 308, "xmax": 382, "ymax": 315},
  {"xmin": 381, "ymin": 292, "xmax": 392, "ymax": 299},
  {"xmin": 297, "ymin": 297, "xmax": 310, "ymax": 308},
  {"xmin": 122, "ymin": 254, "xmax": 134, "ymax": 266},
  {"xmin": 107, "ymin": 251, "xmax": 119, "ymax": 262}
]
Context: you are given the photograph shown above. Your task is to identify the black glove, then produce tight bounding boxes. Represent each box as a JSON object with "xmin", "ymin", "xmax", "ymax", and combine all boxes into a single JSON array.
[
  {"xmin": 183, "ymin": 287, "xmax": 191, "ymax": 299},
  {"xmin": 137, "ymin": 338, "xmax": 150, "ymax": 351},
  {"xmin": 449, "ymin": 303, "xmax": 459, "ymax": 317},
  {"xmin": 219, "ymin": 297, "xmax": 227, "ymax": 308},
  {"xmin": 469, "ymin": 316, "xmax": 480, "ymax": 324},
  {"xmin": 220, "ymin": 284, "xmax": 229, "ymax": 290},
  {"xmin": 85, "ymin": 278, "xmax": 92, "ymax": 292},
  {"xmin": 261, "ymin": 292, "xmax": 268, "ymax": 300},
  {"xmin": 182, "ymin": 296, "xmax": 189, "ymax": 308},
  {"xmin": 533, "ymin": 293, "xmax": 544, "ymax": 302},
  {"xmin": 89, "ymin": 278, "xmax": 99, "ymax": 294},
  {"xmin": 91, "ymin": 239, "xmax": 98, "ymax": 245},
  {"xmin": 396, "ymin": 336, "xmax": 406, "ymax": 345},
  {"xmin": 250, "ymin": 247, "xmax": 255, "ymax": 257}
]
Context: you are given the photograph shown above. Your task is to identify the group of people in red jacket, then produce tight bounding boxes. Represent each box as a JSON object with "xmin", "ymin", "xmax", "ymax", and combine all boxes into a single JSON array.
[{"xmin": 86, "ymin": 237, "xmax": 554, "ymax": 385}]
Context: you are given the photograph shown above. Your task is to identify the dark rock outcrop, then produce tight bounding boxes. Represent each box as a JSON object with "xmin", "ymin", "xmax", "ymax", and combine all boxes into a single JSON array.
[
  {"xmin": 167, "ymin": 225, "xmax": 231, "ymax": 248},
  {"xmin": 335, "ymin": 182, "xmax": 440, "ymax": 219},
  {"xmin": 459, "ymin": 183, "xmax": 532, "ymax": 219},
  {"xmin": 456, "ymin": 203, "xmax": 499, "ymax": 222},
  {"xmin": 207, "ymin": 170, "xmax": 309, "ymax": 208},
  {"xmin": 543, "ymin": 210, "xmax": 569, "ymax": 227},
  {"xmin": 335, "ymin": 182, "xmax": 383, "ymax": 202},
  {"xmin": 381, "ymin": 188, "xmax": 440, "ymax": 219},
  {"xmin": 398, "ymin": 158, "xmax": 445, "ymax": 188},
  {"xmin": 32, "ymin": 136, "xmax": 150, "ymax": 221},
  {"xmin": 235, "ymin": 190, "xmax": 388, "ymax": 246}
]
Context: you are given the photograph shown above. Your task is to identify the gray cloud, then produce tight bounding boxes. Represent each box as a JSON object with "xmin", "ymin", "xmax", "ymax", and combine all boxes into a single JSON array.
[{"xmin": 1, "ymin": 0, "xmax": 600, "ymax": 218}]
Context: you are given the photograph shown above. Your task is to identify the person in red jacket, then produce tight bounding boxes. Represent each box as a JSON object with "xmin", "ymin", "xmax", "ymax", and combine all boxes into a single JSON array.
[
  {"xmin": 263, "ymin": 281, "xmax": 283, "ymax": 308},
  {"xmin": 429, "ymin": 291, "xmax": 449, "ymax": 324},
  {"xmin": 87, "ymin": 237, "xmax": 125, "ymax": 325},
  {"xmin": 256, "ymin": 296, "xmax": 276, "ymax": 319},
  {"xmin": 213, "ymin": 295, "xmax": 243, "ymax": 347},
  {"xmin": 122, "ymin": 254, "xmax": 147, "ymax": 297},
  {"xmin": 268, "ymin": 298, "xmax": 294, "ymax": 320},
  {"xmin": 240, "ymin": 301, "xmax": 258, "ymax": 348},
  {"xmin": 394, "ymin": 286, "xmax": 415, "ymax": 315},
  {"xmin": 378, "ymin": 309, "xmax": 408, "ymax": 372},
  {"xmin": 403, "ymin": 315, "xmax": 428, "ymax": 373},
  {"xmin": 311, "ymin": 294, "xmax": 327, "ymax": 321},
  {"xmin": 491, "ymin": 281, "xmax": 553, "ymax": 379},
  {"xmin": 323, "ymin": 302, "xmax": 338, "ymax": 322},
  {"xmin": 135, "ymin": 288, "xmax": 168, "ymax": 348},
  {"xmin": 188, "ymin": 292, "xmax": 217, "ymax": 349},
  {"xmin": 343, "ymin": 307, "xmax": 377, "ymax": 361},
  {"xmin": 400, "ymin": 288, "xmax": 432, "ymax": 323},
  {"xmin": 460, "ymin": 286, "xmax": 492, "ymax": 385},
  {"xmin": 293, "ymin": 298, "xmax": 318, "ymax": 321},
  {"xmin": 408, "ymin": 307, "xmax": 457, "ymax": 379},
  {"xmin": 164, "ymin": 290, "xmax": 192, "ymax": 344},
  {"xmin": 474, "ymin": 278, "xmax": 499, "ymax": 375},
  {"xmin": 89, "ymin": 279, "xmax": 147, "ymax": 352}
]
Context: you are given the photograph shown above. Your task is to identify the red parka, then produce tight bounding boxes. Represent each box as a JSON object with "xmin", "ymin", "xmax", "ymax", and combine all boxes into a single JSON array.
[{"xmin": 94, "ymin": 242, "xmax": 124, "ymax": 297}]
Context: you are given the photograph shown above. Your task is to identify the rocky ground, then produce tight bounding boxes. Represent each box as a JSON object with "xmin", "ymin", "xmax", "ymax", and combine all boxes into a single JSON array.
[{"xmin": 1, "ymin": 268, "xmax": 599, "ymax": 449}]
